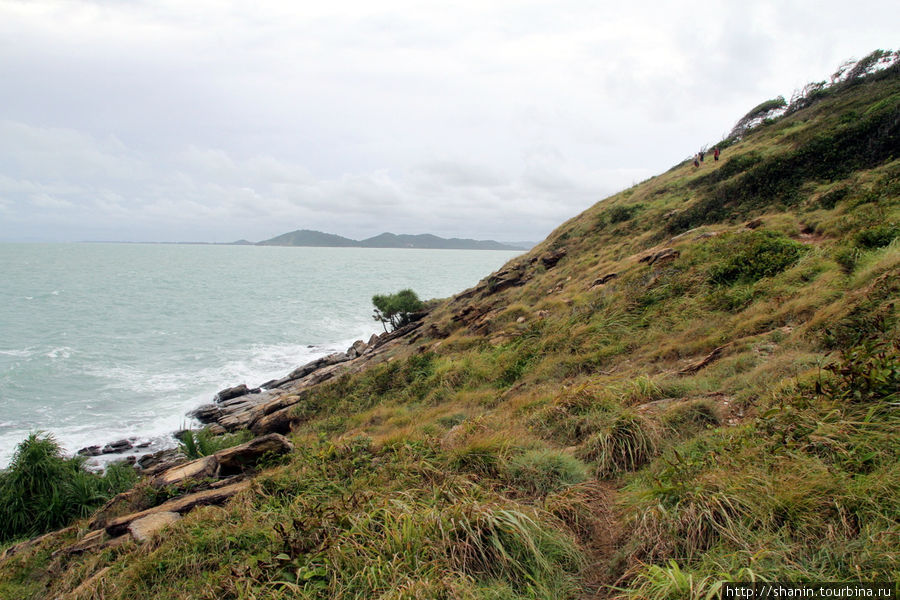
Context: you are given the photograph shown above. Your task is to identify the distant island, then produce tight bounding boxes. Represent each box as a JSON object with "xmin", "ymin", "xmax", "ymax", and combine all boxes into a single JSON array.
[{"xmin": 252, "ymin": 230, "xmax": 534, "ymax": 250}]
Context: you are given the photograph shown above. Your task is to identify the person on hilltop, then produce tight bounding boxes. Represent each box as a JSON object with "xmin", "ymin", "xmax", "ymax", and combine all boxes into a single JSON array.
[
  {"xmin": 693, "ymin": 154, "xmax": 700, "ymax": 168},
  {"xmin": 714, "ymin": 146, "xmax": 720, "ymax": 161}
]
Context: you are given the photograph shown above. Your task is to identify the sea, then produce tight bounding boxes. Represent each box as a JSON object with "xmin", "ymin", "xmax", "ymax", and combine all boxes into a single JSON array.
[{"xmin": 0, "ymin": 243, "xmax": 522, "ymax": 468}]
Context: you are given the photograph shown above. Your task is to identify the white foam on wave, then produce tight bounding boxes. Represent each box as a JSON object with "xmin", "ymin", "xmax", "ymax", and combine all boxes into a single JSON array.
[
  {"xmin": 0, "ymin": 348, "xmax": 34, "ymax": 357},
  {"xmin": 1, "ymin": 328, "xmax": 383, "ymax": 468},
  {"xmin": 45, "ymin": 346, "xmax": 75, "ymax": 359}
]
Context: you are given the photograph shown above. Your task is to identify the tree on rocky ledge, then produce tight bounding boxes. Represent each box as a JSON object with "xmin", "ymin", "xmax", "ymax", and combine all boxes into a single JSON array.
[{"xmin": 372, "ymin": 289, "xmax": 424, "ymax": 332}]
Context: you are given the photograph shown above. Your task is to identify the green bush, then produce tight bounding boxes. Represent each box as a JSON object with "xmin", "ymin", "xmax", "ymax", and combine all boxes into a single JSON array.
[
  {"xmin": 707, "ymin": 231, "xmax": 806, "ymax": 285},
  {"xmin": 854, "ymin": 224, "xmax": 899, "ymax": 249},
  {"xmin": 0, "ymin": 433, "xmax": 138, "ymax": 543}
]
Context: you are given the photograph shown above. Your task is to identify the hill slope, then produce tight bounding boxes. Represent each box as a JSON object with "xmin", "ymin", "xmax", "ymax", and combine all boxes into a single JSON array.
[{"xmin": 1, "ymin": 56, "xmax": 898, "ymax": 599}]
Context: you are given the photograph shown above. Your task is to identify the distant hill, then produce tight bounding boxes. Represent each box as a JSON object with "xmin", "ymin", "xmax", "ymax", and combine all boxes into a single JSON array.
[
  {"xmin": 256, "ymin": 229, "xmax": 527, "ymax": 250},
  {"xmin": 256, "ymin": 229, "xmax": 359, "ymax": 247}
]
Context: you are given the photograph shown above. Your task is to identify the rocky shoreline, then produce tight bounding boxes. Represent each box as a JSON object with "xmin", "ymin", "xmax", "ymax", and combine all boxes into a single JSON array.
[{"xmin": 77, "ymin": 314, "xmax": 427, "ymax": 473}]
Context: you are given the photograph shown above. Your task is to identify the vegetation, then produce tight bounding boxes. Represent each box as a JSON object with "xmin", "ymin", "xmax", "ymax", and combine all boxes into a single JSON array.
[
  {"xmin": 176, "ymin": 427, "xmax": 254, "ymax": 459},
  {"xmin": 372, "ymin": 288, "xmax": 425, "ymax": 332},
  {"xmin": 1, "ymin": 54, "xmax": 898, "ymax": 599},
  {"xmin": 0, "ymin": 433, "xmax": 137, "ymax": 544}
]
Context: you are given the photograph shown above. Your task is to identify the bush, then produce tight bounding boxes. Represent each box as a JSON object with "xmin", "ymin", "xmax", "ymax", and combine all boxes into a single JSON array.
[
  {"xmin": 0, "ymin": 433, "xmax": 138, "ymax": 543},
  {"xmin": 707, "ymin": 231, "xmax": 806, "ymax": 285},
  {"xmin": 854, "ymin": 224, "xmax": 899, "ymax": 249}
]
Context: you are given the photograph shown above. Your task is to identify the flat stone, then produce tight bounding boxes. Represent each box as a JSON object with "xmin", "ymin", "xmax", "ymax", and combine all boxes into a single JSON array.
[
  {"xmin": 61, "ymin": 529, "xmax": 108, "ymax": 555},
  {"xmin": 128, "ymin": 511, "xmax": 182, "ymax": 542},
  {"xmin": 151, "ymin": 455, "xmax": 218, "ymax": 488},
  {"xmin": 104, "ymin": 479, "xmax": 251, "ymax": 536}
]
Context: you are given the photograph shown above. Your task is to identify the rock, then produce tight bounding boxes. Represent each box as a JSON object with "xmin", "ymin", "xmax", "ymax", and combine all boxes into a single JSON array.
[
  {"xmin": 128, "ymin": 511, "xmax": 182, "ymax": 542},
  {"xmin": 102, "ymin": 439, "xmax": 133, "ymax": 454},
  {"xmin": 61, "ymin": 529, "xmax": 108, "ymax": 555},
  {"xmin": 516, "ymin": 316, "xmax": 526, "ymax": 324},
  {"xmin": 250, "ymin": 407, "xmax": 298, "ymax": 435},
  {"xmin": 540, "ymin": 248, "xmax": 567, "ymax": 269},
  {"xmin": 77, "ymin": 445, "xmax": 102, "ymax": 457},
  {"xmin": 215, "ymin": 384, "xmax": 250, "ymax": 403},
  {"xmin": 745, "ymin": 217, "xmax": 764, "ymax": 229},
  {"xmin": 205, "ymin": 424, "xmax": 227, "ymax": 436},
  {"xmin": 213, "ymin": 433, "xmax": 294, "ymax": 475},
  {"xmin": 589, "ymin": 272, "xmax": 618, "ymax": 288},
  {"xmin": 368, "ymin": 333, "xmax": 381, "ymax": 346},
  {"xmin": 536, "ymin": 310, "xmax": 551, "ymax": 319},
  {"xmin": 348, "ymin": 339, "xmax": 368, "ymax": 358},
  {"xmin": 137, "ymin": 448, "xmax": 187, "ymax": 474},
  {"xmin": 189, "ymin": 403, "xmax": 222, "ymax": 423},
  {"xmin": 639, "ymin": 248, "xmax": 680, "ymax": 266},
  {"xmin": 151, "ymin": 455, "xmax": 218, "ymax": 489},
  {"xmin": 103, "ymin": 480, "xmax": 251, "ymax": 536}
]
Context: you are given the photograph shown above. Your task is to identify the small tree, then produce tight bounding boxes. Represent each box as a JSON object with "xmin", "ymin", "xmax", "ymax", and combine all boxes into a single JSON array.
[{"xmin": 372, "ymin": 289, "xmax": 424, "ymax": 332}]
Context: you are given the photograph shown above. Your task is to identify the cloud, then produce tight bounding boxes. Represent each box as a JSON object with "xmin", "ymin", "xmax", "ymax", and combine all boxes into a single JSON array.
[{"xmin": 0, "ymin": 0, "xmax": 896, "ymax": 242}]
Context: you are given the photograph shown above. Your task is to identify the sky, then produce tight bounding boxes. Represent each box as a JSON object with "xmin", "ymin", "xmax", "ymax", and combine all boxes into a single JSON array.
[{"xmin": 0, "ymin": 1, "xmax": 896, "ymax": 243}]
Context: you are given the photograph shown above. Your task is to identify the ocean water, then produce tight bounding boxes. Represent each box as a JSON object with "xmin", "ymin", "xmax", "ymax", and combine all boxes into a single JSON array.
[{"xmin": 0, "ymin": 243, "xmax": 521, "ymax": 467}]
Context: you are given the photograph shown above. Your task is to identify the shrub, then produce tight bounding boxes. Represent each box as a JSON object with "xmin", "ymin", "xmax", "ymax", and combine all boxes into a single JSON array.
[
  {"xmin": 707, "ymin": 231, "xmax": 806, "ymax": 285},
  {"xmin": 854, "ymin": 224, "xmax": 899, "ymax": 249},
  {"xmin": 0, "ymin": 432, "xmax": 138, "ymax": 543}
]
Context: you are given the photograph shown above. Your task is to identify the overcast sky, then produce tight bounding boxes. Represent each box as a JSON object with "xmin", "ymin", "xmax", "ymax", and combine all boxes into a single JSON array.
[{"xmin": 0, "ymin": 1, "xmax": 896, "ymax": 243}]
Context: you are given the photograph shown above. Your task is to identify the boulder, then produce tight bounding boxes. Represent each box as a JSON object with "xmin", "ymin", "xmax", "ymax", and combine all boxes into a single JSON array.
[
  {"xmin": 213, "ymin": 433, "xmax": 294, "ymax": 475},
  {"xmin": 347, "ymin": 339, "xmax": 368, "ymax": 358},
  {"xmin": 77, "ymin": 445, "xmax": 102, "ymax": 457},
  {"xmin": 250, "ymin": 407, "xmax": 299, "ymax": 436},
  {"xmin": 190, "ymin": 403, "xmax": 222, "ymax": 423},
  {"xmin": 128, "ymin": 511, "xmax": 182, "ymax": 542},
  {"xmin": 744, "ymin": 217, "xmax": 764, "ymax": 229},
  {"xmin": 540, "ymin": 248, "xmax": 567, "ymax": 269},
  {"xmin": 136, "ymin": 448, "xmax": 187, "ymax": 474},
  {"xmin": 639, "ymin": 248, "xmax": 680, "ymax": 266},
  {"xmin": 215, "ymin": 384, "xmax": 250, "ymax": 403},
  {"xmin": 101, "ymin": 439, "xmax": 133, "ymax": 454}
]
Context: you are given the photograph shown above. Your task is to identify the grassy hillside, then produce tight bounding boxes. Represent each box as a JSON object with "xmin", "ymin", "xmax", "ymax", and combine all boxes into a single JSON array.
[{"xmin": 1, "ymin": 57, "xmax": 898, "ymax": 599}]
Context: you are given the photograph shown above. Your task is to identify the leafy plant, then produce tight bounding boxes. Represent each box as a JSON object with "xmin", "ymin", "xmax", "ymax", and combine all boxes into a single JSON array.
[
  {"xmin": 176, "ymin": 428, "xmax": 253, "ymax": 459},
  {"xmin": 0, "ymin": 432, "xmax": 138, "ymax": 543}
]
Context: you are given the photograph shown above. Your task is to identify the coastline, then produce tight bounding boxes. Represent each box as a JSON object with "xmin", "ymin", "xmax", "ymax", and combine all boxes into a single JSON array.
[{"xmin": 75, "ymin": 314, "xmax": 427, "ymax": 472}]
